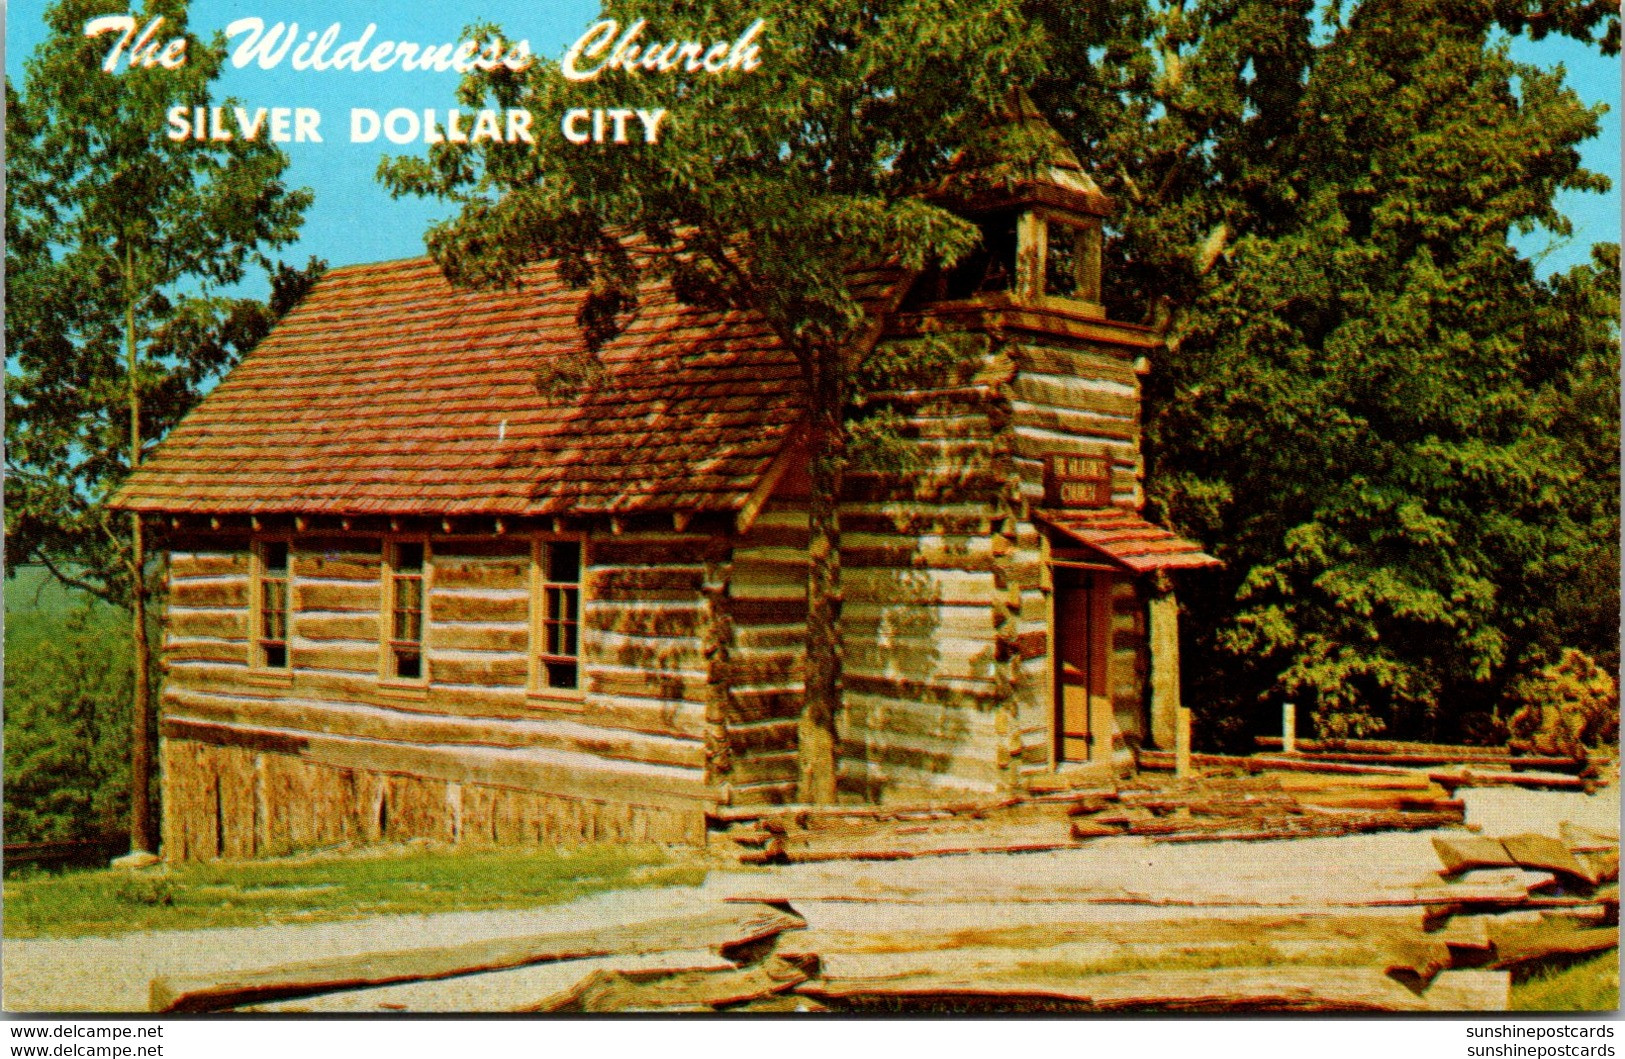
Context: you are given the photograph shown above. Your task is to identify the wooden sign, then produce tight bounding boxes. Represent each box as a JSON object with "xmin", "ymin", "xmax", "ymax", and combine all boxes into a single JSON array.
[{"xmin": 1044, "ymin": 454, "xmax": 1110, "ymax": 507}]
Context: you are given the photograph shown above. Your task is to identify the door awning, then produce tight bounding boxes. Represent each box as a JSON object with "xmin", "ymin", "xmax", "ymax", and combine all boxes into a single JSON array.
[{"xmin": 1037, "ymin": 508, "xmax": 1221, "ymax": 574}]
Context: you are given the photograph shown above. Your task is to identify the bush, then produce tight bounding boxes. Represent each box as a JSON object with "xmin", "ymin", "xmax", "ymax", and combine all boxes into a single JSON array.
[{"xmin": 1505, "ymin": 649, "xmax": 1620, "ymax": 756}]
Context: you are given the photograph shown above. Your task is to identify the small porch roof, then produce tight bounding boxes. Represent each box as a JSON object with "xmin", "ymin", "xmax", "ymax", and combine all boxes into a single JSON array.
[{"xmin": 1037, "ymin": 508, "xmax": 1221, "ymax": 574}]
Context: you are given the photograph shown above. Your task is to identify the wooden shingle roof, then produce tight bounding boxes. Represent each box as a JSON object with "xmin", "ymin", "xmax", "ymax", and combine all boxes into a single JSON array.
[
  {"xmin": 1038, "ymin": 509, "xmax": 1221, "ymax": 573},
  {"xmin": 115, "ymin": 258, "xmax": 903, "ymax": 518}
]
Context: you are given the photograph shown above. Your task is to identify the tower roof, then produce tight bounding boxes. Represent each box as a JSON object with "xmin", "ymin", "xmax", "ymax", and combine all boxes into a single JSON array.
[{"xmin": 929, "ymin": 89, "xmax": 1112, "ymax": 217}]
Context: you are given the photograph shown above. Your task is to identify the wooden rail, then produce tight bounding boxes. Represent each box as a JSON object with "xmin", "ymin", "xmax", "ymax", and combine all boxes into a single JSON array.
[
  {"xmin": 4, "ymin": 836, "xmax": 128, "ymax": 872},
  {"xmin": 1252, "ymin": 736, "xmax": 1587, "ymax": 772}
]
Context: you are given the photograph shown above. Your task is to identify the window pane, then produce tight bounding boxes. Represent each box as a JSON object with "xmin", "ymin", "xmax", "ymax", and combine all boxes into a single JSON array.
[
  {"xmin": 263, "ymin": 542, "xmax": 289, "ymax": 574},
  {"xmin": 937, "ymin": 214, "xmax": 1017, "ymax": 299},
  {"xmin": 395, "ymin": 542, "xmax": 424, "ymax": 572},
  {"xmin": 395, "ymin": 576, "xmax": 422, "ymax": 612},
  {"xmin": 976, "ymin": 215, "xmax": 1017, "ymax": 294},
  {"xmin": 547, "ymin": 541, "xmax": 581, "ymax": 584},
  {"xmin": 260, "ymin": 574, "xmax": 289, "ymax": 663},
  {"xmin": 537, "ymin": 541, "xmax": 582, "ymax": 689},
  {"xmin": 395, "ymin": 649, "xmax": 421, "ymax": 680},
  {"xmin": 545, "ymin": 660, "xmax": 578, "ymax": 690}
]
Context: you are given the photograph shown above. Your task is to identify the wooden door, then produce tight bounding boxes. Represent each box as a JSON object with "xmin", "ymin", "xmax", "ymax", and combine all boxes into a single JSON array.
[{"xmin": 1054, "ymin": 568, "xmax": 1112, "ymax": 764}]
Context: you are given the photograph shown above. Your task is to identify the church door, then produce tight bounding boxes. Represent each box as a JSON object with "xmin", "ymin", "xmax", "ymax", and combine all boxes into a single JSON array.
[{"xmin": 1053, "ymin": 567, "xmax": 1113, "ymax": 764}]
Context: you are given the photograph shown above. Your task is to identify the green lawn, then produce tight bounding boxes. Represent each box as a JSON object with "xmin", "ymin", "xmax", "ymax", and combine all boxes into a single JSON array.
[
  {"xmin": 3, "ymin": 844, "xmax": 707, "ymax": 939},
  {"xmin": 1513, "ymin": 950, "xmax": 1621, "ymax": 1011}
]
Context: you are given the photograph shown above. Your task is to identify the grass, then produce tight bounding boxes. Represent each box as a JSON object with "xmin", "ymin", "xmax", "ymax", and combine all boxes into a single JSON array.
[
  {"xmin": 2, "ymin": 843, "xmax": 707, "ymax": 939},
  {"xmin": 1512, "ymin": 950, "xmax": 1621, "ymax": 1011}
]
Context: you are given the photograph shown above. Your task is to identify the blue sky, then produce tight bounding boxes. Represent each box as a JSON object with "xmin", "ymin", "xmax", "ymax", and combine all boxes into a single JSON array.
[
  {"xmin": 1508, "ymin": 33, "xmax": 1621, "ymax": 274},
  {"xmin": 7, "ymin": 1, "xmax": 600, "ymax": 279},
  {"xmin": 7, "ymin": 2, "xmax": 1620, "ymax": 293}
]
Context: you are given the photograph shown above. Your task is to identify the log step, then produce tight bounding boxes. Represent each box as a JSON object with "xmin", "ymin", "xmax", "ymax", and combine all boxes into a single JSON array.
[
  {"xmin": 1423, "ymin": 970, "xmax": 1512, "ymax": 1011},
  {"xmin": 797, "ymin": 962, "xmax": 1433, "ymax": 1012},
  {"xmin": 245, "ymin": 951, "xmax": 737, "ymax": 1013},
  {"xmin": 548, "ymin": 955, "xmax": 810, "ymax": 1012},
  {"xmin": 150, "ymin": 903, "xmax": 805, "ymax": 1013}
]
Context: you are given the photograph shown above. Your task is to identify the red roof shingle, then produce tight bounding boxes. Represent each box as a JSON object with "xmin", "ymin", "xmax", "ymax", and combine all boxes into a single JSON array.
[{"xmin": 115, "ymin": 258, "xmax": 902, "ymax": 517}]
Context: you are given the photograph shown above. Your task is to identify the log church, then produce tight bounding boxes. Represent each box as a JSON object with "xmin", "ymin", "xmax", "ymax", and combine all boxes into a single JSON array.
[{"xmin": 115, "ymin": 99, "xmax": 1217, "ymax": 859}]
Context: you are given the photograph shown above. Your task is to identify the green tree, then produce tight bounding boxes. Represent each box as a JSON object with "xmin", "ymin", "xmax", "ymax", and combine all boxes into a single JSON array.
[
  {"xmin": 383, "ymin": 0, "xmax": 1617, "ymax": 767},
  {"xmin": 4, "ymin": 602, "xmax": 135, "ymax": 844},
  {"xmin": 382, "ymin": 0, "xmax": 1048, "ymax": 801},
  {"xmin": 1029, "ymin": 0, "xmax": 1619, "ymax": 741},
  {"xmin": 6, "ymin": 0, "xmax": 317, "ymax": 853}
]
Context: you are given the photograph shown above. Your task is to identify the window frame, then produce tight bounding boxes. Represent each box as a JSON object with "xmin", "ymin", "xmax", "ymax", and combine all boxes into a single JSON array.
[
  {"xmin": 380, "ymin": 537, "xmax": 430, "ymax": 685},
  {"xmin": 251, "ymin": 537, "xmax": 294, "ymax": 671},
  {"xmin": 1029, "ymin": 210, "xmax": 1104, "ymax": 307},
  {"xmin": 529, "ymin": 535, "xmax": 586, "ymax": 701}
]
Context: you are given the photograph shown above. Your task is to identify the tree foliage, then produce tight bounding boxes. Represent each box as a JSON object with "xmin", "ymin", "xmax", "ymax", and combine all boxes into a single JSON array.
[
  {"xmin": 6, "ymin": 0, "xmax": 318, "ymax": 847},
  {"xmin": 1507, "ymin": 648, "xmax": 1620, "ymax": 755},
  {"xmin": 4, "ymin": 598, "xmax": 140, "ymax": 844},
  {"xmin": 1031, "ymin": 0, "xmax": 1619, "ymax": 742},
  {"xmin": 384, "ymin": 0, "xmax": 1617, "ymax": 753},
  {"xmin": 5, "ymin": 0, "xmax": 318, "ymax": 605},
  {"xmin": 383, "ymin": 0, "xmax": 1050, "ymax": 800}
]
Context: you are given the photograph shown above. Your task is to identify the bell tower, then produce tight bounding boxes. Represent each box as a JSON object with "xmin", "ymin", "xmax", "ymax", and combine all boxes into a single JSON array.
[{"xmin": 914, "ymin": 89, "xmax": 1112, "ymax": 316}]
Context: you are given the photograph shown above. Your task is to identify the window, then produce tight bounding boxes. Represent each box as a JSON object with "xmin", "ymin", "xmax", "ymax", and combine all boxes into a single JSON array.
[
  {"xmin": 904, "ymin": 211, "xmax": 1105, "ymax": 307},
  {"xmin": 946, "ymin": 214, "xmax": 1018, "ymax": 299},
  {"xmin": 536, "ymin": 540, "xmax": 582, "ymax": 691},
  {"xmin": 256, "ymin": 541, "xmax": 291, "ymax": 668},
  {"xmin": 387, "ymin": 541, "xmax": 426, "ymax": 680},
  {"xmin": 1043, "ymin": 219, "xmax": 1102, "ymax": 302}
]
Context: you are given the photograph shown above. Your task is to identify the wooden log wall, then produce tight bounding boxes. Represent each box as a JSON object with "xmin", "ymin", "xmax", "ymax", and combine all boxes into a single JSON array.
[
  {"xmin": 579, "ymin": 529, "xmax": 717, "ymax": 788},
  {"xmin": 160, "ymin": 737, "xmax": 702, "ymax": 862},
  {"xmin": 723, "ymin": 501, "xmax": 809, "ymax": 804},
  {"xmin": 291, "ymin": 537, "xmax": 382, "ymax": 677},
  {"xmin": 1008, "ymin": 526, "xmax": 1056, "ymax": 775},
  {"xmin": 989, "ymin": 385, "xmax": 1037, "ymax": 789},
  {"xmin": 1011, "ymin": 450, "xmax": 1063, "ymax": 776},
  {"xmin": 1009, "ymin": 342, "xmax": 1143, "ymax": 509},
  {"xmin": 158, "ymin": 336, "xmax": 1158, "ymax": 834},
  {"xmin": 426, "ymin": 540, "xmax": 529, "ymax": 690},
  {"xmin": 836, "ymin": 378, "xmax": 1009, "ymax": 800},
  {"xmin": 158, "ymin": 532, "xmax": 715, "ymax": 860},
  {"xmin": 1108, "ymin": 576, "xmax": 1149, "ymax": 749},
  {"xmin": 166, "ymin": 544, "xmax": 253, "ymax": 666}
]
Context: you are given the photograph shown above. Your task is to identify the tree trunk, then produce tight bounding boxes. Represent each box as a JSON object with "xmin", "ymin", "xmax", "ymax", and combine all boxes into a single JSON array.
[
  {"xmin": 125, "ymin": 242, "xmax": 155, "ymax": 855},
  {"xmin": 798, "ymin": 377, "xmax": 844, "ymax": 804},
  {"xmin": 130, "ymin": 516, "xmax": 154, "ymax": 853}
]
